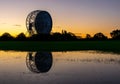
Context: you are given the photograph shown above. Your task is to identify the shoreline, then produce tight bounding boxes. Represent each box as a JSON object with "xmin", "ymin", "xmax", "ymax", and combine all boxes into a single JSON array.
[{"xmin": 0, "ymin": 41, "xmax": 119, "ymax": 53}]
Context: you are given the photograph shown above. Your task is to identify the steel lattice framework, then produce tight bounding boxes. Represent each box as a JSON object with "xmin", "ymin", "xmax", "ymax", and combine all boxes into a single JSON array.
[
  {"xmin": 26, "ymin": 10, "xmax": 52, "ymax": 36},
  {"xmin": 26, "ymin": 52, "xmax": 53, "ymax": 73}
]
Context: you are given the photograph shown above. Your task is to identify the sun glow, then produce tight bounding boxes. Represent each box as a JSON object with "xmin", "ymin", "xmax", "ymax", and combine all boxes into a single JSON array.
[{"xmin": 0, "ymin": 0, "xmax": 119, "ymax": 38}]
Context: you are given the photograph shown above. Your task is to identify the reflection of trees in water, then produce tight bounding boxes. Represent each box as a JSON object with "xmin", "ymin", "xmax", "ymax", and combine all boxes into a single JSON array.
[
  {"xmin": 26, "ymin": 52, "xmax": 52, "ymax": 73},
  {"xmin": 55, "ymin": 58, "xmax": 120, "ymax": 64},
  {"xmin": 78, "ymin": 59, "xmax": 120, "ymax": 64}
]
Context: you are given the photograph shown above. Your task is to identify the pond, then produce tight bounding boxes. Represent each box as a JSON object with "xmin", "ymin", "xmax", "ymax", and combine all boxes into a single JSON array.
[{"xmin": 0, "ymin": 50, "xmax": 120, "ymax": 84}]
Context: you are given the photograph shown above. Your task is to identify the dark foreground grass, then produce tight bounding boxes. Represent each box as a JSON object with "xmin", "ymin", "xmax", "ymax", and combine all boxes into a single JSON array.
[{"xmin": 0, "ymin": 41, "xmax": 120, "ymax": 52}]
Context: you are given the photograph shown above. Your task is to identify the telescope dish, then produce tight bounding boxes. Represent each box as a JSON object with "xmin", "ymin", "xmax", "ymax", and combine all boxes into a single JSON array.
[
  {"xmin": 26, "ymin": 52, "xmax": 53, "ymax": 73},
  {"xmin": 26, "ymin": 10, "xmax": 52, "ymax": 36}
]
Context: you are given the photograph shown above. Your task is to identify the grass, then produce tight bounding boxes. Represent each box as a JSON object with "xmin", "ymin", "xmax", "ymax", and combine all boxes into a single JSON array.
[{"xmin": 0, "ymin": 41, "xmax": 120, "ymax": 52}]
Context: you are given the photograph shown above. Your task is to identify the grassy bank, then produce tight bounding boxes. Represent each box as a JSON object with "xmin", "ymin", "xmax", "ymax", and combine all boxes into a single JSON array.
[{"xmin": 0, "ymin": 41, "xmax": 120, "ymax": 52}]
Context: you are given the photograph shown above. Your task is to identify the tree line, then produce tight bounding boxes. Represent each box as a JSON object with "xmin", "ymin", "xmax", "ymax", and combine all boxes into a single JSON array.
[{"xmin": 0, "ymin": 29, "xmax": 120, "ymax": 41}]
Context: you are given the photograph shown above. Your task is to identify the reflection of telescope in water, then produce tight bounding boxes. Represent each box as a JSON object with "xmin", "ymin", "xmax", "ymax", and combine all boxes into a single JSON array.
[{"xmin": 26, "ymin": 52, "xmax": 53, "ymax": 73}]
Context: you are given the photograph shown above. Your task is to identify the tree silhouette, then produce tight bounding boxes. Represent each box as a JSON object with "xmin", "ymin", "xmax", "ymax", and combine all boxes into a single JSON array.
[
  {"xmin": 61, "ymin": 30, "xmax": 78, "ymax": 41},
  {"xmin": 0, "ymin": 32, "xmax": 14, "ymax": 40},
  {"xmin": 86, "ymin": 34, "xmax": 92, "ymax": 39},
  {"xmin": 93, "ymin": 32, "xmax": 107, "ymax": 40},
  {"xmin": 16, "ymin": 33, "xmax": 26, "ymax": 40},
  {"xmin": 2, "ymin": 30, "xmax": 120, "ymax": 41},
  {"xmin": 52, "ymin": 32, "xmax": 62, "ymax": 41},
  {"xmin": 51, "ymin": 30, "xmax": 78, "ymax": 41},
  {"xmin": 110, "ymin": 29, "xmax": 120, "ymax": 39},
  {"xmin": 29, "ymin": 34, "xmax": 51, "ymax": 41}
]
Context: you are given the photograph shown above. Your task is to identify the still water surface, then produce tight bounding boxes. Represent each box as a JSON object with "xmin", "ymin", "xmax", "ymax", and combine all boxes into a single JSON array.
[{"xmin": 0, "ymin": 50, "xmax": 120, "ymax": 84}]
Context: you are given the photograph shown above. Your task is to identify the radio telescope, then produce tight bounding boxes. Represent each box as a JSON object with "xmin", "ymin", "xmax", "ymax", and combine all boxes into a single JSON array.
[
  {"xmin": 26, "ymin": 52, "xmax": 53, "ymax": 73},
  {"xmin": 26, "ymin": 10, "xmax": 52, "ymax": 36}
]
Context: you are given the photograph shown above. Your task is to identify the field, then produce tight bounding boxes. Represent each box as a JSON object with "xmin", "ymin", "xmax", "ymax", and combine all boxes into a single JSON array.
[{"xmin": 0, "ymin": 41, "xmax": 120, "ymax": 53}]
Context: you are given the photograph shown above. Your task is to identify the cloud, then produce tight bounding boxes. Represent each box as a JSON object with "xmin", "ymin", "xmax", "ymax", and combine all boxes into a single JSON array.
[
  {"xmin": 0, "ymin": 22, "xmax": 7, "ymax": 24},
  {"xmin": 2, "ymin": 23, "xmax": 7, "ymax": 24},
  {"xmin": 13, "ymin": 24, "xmax": 21, "ymax": 27}
]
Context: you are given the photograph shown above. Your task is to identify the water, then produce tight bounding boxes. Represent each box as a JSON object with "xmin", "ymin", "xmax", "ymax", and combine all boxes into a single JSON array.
[{"xmin": 0, "ymin": 50, "xmax": 120, "ymax": 84}]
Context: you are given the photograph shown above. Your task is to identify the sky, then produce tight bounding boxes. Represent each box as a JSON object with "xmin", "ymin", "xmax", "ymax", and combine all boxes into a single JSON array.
[{"xmin": 0, "ymin": 0, "xmax": 120, "ymax": 37}]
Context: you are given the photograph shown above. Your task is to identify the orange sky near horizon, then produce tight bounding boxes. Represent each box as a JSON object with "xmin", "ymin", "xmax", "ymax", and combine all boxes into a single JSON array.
[{"xmin": 0, "ymin": 0, "xmax": 120, "ymax": 38}]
